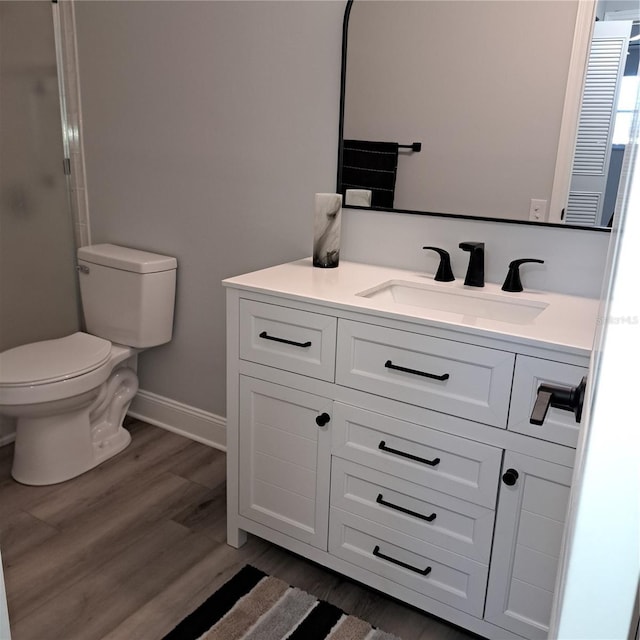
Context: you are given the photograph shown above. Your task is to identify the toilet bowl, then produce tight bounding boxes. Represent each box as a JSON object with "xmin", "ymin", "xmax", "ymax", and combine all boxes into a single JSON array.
[
  {"xmin": 0, "ymin": 244, "xmax": 177, "ymax": 486},
  {"xmin": 0, "ymin": 333, "xmax": 138, "ymax": 485}
]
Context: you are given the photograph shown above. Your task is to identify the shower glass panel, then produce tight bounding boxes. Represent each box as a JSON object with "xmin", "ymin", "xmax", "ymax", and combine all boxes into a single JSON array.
[{"xmin": 0, "ymin": 1, "xmax": 80, "ymax": 352}]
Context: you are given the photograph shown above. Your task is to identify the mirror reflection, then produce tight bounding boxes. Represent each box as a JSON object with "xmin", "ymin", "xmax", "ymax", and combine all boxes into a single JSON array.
[{"xmin": 338, "ymin": 0, "xmax": 639, "ymax": 228}]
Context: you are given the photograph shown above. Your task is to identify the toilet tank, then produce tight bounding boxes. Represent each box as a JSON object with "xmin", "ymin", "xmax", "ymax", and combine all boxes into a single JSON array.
[{"xmin": 77, "ymin": 244, "xmax": 177, "ymax": 348}]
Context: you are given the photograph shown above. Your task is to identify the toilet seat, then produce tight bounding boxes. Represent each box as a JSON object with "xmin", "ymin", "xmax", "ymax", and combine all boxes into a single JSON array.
[{"xmin": 0, "ymin": 332, "xmax": 112, "ymax": 387}]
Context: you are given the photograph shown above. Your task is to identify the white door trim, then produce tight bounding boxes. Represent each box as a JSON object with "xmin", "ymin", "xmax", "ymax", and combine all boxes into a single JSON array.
[
  {"xmin": 550, "ymin": 85, "xmax": 640, "ymax": 638},
  {"xmin": 549, "ymin": 0, "xmax": 597, "ymax": 223}
]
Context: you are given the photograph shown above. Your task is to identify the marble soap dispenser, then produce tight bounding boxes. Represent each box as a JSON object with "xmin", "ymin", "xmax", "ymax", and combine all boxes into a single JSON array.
[{"xmin": 313, "ymin": 193, "xmax": 342, "ymax": 268}]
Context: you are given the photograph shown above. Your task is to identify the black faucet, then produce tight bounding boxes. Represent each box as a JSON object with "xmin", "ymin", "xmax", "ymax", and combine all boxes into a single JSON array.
[
  {"xmin": 422, "ymin": 246, "xmax": 455, "ymax": 282},
  {"xmin": 459, "ymin": 242, "xmax": 484, "ymax": 287},
  {"xmin": 502, "ymin": 258, "xmax": 545, "ymax": 292}
]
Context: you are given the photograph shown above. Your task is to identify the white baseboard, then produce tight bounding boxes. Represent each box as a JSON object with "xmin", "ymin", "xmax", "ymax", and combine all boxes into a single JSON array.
[
  {"xmin": 128, "ymin": 389, "xmax": 226, "ymax": 451},
  {"xmin": 1, "ymin": 392, "xmax": 225, "ymax": 451}
]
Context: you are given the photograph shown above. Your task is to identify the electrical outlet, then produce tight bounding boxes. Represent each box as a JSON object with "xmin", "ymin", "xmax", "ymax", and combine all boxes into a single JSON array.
[{"xmin": 529, "ymin": 199, "xmax": 548, "ymax": 222}]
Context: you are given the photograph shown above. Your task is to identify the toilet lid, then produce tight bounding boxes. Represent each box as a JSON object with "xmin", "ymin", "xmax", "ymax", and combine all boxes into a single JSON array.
[{"xmin": 0, "ymin": 332, "xmax": 112, "ymax": 386}]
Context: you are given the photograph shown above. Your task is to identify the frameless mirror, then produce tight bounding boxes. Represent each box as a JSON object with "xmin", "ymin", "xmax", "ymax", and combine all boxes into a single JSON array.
[{"xmin": 338, "ymin": 0, "xmax": 639, "ymax": 229}]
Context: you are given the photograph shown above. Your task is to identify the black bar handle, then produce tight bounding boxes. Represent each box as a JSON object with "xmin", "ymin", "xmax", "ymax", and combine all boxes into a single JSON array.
[
  {"xmin": 376, "ymin": 494, "xmax": 437, "ymax": 522},
  {"xmin": 385, "ymin": 360, "xmax": 449, "ymax": 381},
  {"xmin": 372, "ymin": 545, "xmax": 432, "ymax": 576},
  {"xmin": 379, "ymin": 441, "xmax": 441, "ymax": 467},
  {"xmin": 259, "ymin": 331, "xmax": 311, "ymax": 349}
]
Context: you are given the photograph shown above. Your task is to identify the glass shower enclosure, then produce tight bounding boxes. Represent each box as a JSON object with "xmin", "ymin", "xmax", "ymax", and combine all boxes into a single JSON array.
[{"xmin": 0, "ymin": 0, "xmax": 80, "ymax": 353}]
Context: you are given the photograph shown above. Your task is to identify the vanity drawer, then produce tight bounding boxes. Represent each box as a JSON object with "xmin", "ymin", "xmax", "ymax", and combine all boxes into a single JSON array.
[
  {"xmin": 329, "ymin": 509, "xmax": 488, "ymax": 617},
  {"xmin": 336, "ymin": 320, "xmax": 514, "ymax": 427},
  {"xmin": 508, "ymin": 355, "xmax": 588, "ymax": 448},
  {"xmin": 332, "ymin": 403, "xmax": 502, "ymax": 508},
  {"xmin": 331, "ymin": 458, "xmax": 495, "ymax": 563},
  {"xmin": 239, "ymin": 299, "xmax": 337, "ymax": 381}
]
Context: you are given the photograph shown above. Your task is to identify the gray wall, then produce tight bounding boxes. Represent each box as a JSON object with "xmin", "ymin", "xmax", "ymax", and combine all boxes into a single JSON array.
[
  {"xmin": 341, "ymin": 210, "xmax": 609, "ymax": 300},
  {"xmin": 75, "ymin": 1, "xmax": 343, "ymax": 416},
  {"xmin": 75, "ymin": 1, "xmax": 610, "ymax": 420}
]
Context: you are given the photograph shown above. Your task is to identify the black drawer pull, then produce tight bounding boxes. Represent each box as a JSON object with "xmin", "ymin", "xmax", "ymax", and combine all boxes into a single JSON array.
[
  {"xmin": 376, "ymin": 494, "xmax": 437, "ymax": 522},
  {"xmin": 372, "ymin": 545, "xmax": 432, "ymax": 576},
  {"xmin": 379, "ymin": 441, "xmax": 441, "ymax": 467},
  {"xmin": 259, "ymin": 331, "xmax": 311, "ymax": 348},
  {"xmin": 385, "ymin": 360, "xmax": 449, "ymax": 381}
]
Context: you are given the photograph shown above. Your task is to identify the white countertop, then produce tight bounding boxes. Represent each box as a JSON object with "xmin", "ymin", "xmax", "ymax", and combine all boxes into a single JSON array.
[{"xmin": 223, "ymin": 259, "xmax": 600, "ymax": 356}]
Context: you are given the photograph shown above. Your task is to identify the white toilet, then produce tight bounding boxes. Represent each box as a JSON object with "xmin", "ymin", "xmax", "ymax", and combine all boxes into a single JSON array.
[{"xmin": 0, "ymin": 244, "xmax": 177, "ymax": 485}]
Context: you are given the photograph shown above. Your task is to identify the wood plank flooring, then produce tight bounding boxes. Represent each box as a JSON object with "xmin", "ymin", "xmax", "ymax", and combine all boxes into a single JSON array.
[{"xmin": 0, "ymin": 421, "xmax": 479, "ymax": 640}]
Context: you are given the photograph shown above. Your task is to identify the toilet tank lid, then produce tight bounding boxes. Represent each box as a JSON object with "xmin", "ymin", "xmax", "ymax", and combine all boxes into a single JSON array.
[{"xmin": 77, "ymin": 244, "xmax": 177, "ymax": 273}]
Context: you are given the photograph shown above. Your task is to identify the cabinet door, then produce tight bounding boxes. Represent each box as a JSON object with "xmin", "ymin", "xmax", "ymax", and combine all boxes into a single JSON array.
[
  {"xmin": 485, "ymin": 452, "xmax": 573, "ymax": 640},
  {"xmin": 238, "ymin": 376, "xmax": 332, "ymax": 550}
]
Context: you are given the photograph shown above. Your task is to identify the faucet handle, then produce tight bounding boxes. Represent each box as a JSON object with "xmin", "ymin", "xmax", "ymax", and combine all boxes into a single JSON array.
[
  {"xmin": 422, "ymin": 247, "xmax": 455, "ymax": 282},
  {"xmin": 502, "ymin": 258, "xmax": 545, "ymax": 292}
]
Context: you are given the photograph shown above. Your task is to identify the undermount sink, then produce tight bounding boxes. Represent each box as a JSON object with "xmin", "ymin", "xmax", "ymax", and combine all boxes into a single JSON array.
[{"xmin": 357, "ymin": 279, "xmax": 548, "ymax": 325}]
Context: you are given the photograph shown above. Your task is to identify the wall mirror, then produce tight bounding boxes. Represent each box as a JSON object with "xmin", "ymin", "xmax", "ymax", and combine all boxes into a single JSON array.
[{"xmin": 337, "ymin": 0, "xmax": 639, "ymax": 230}]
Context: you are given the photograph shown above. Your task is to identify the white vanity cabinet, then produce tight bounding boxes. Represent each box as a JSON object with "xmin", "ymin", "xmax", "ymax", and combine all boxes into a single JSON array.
[
  {"xmin": 225, "ymin": 260, "xmax": 596, "ymax": 640},
  {"xmin": 238, "ymin": 376, "xmax": 332, "ymax": 550},
  {"xmin": 485, "ymin": 453, "xmax": 573, "ymax": 639}
]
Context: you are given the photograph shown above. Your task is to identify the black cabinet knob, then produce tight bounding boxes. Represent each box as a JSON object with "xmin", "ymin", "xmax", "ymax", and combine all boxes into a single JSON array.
[
  {"xmin": 316, "ymin": 412, "xmax": 331, "ymax": 427},
  {"xmin": 502, "ymin": 468, "xmax": 519, "ymax": 486}
]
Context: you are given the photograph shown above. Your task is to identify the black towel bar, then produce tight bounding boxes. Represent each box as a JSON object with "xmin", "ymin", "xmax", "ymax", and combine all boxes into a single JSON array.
[{"xmin": 398, "ymin": 142, "xmax": 422, "ymax": 152}]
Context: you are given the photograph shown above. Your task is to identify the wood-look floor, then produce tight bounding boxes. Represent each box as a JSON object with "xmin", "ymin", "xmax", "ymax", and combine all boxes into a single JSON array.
[{"xmin": 0, "ymin": 421, "xmax": 479, "ymax": 640}]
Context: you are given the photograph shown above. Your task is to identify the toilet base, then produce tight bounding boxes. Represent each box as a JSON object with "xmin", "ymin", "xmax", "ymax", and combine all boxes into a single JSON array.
[
  {"xmin": 11, "ymin": 413, "xmax": 132, "ymax": 486},
  {"xmin": 10, "ymin": 366, "xmax": 138, "ymax": 486},
  {"xmin": 93, "ymin": 424, "xmax": 132, "ymax": 467}
]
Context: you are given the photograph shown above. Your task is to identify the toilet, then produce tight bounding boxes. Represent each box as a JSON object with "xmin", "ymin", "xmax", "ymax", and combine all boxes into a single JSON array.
[{"xmin": 0, "ymin": 244, "xmax": 177, "ymax": 485}]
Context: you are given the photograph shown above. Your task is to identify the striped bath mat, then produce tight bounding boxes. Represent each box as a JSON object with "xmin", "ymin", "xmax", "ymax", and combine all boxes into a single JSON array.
[{"xmin": 163, "ymin": 565, "xmax": 402, "ymax": 640}]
